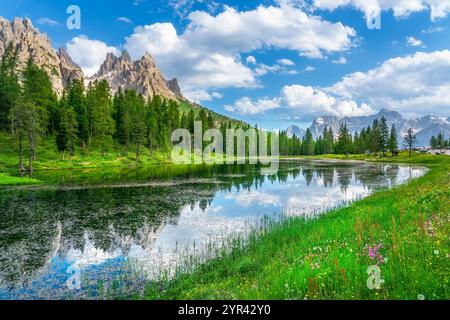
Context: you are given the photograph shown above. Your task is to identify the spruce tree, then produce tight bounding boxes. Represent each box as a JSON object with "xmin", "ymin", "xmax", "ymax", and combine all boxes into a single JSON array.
[
  {"xmin": 67, "ymin": 79, "xmax": 89, "ymax": 146},
  {"xmin": 404, "ymin": 128, "xmax": 416, "ymax": 157},
  {"xmin": 56, "ymin": 95, "xmax": 78, "ymax": 159},
  {"xmin": 88, "ymin": 80, "xmax": 115, "ymax": 156},
  {"xmin": 22, "ymin": 59, "xmax": 55, "ymax": 176},
  {"xmin": 0, "ymin": 43, "xmax": 21, "ymax": 131},
  {"xmin": 22, "ymin": 58, "xmax": 57, "ymax": 136},
  {"xmin": 388, "ymin": 124, "xmax": 398, "ymax": 156},
  {"xmin": 302, "ymin": 129, "xmax": 315, "ymax": 156},
  {"xmin": 9, "ymin": 95, "xmax": 29, "ymax": 176},
  {"xmin": 379, "ymin": 116, "xmax": 389, "ymax": 156}
]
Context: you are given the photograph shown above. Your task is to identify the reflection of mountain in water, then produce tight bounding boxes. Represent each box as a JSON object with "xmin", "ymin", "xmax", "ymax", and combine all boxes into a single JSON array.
[{"xmin": 0, "ymin": 161, "xmax": 422, "ymax": 290}]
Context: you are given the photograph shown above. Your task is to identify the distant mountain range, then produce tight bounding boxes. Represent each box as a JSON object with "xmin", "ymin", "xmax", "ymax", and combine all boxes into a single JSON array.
[
  {"xmin": 0, "ymin": 17, "xmax": 182, "ymax": 101},
  {"xmin": 286, "ymin": 109, "xmax": 450, "ymax": 147}
]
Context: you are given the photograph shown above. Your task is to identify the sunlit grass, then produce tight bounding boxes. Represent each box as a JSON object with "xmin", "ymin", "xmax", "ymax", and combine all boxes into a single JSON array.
[{"xmin": 0, "ymin": 173, "xmax": 41, "ymax": 186}]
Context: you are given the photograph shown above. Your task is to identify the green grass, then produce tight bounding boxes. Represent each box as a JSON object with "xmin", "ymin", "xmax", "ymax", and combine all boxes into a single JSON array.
[
  {"xmin": 141, "ymin": 153, "xmax": 449, "ymax": 300},
  {"xmin": 0, "ymin": 132, "xmax": 174, "ymax": 173},
  {"xmin": 0, "ymin": 173, "xmax": 41, "ymax": 186}
]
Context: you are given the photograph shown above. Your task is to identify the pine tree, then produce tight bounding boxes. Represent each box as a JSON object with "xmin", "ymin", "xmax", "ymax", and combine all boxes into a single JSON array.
[
  {"xmin": 67, "ymin": 79, "xmax": 89, "ymax": 146},
  {"xmin": 404, "ymin": 128, "xmax": 416, "ymax": 157},
  {"xmin": 87, "ymin": 80, "xmax": 115, "ymax": 156},
  {"xmin": 126, "ymin": 90, "xmax": 146, "ymax": 159},
  {"xmin": 0, "ymin": 43, "xmax": 21, "ymax": 131},
  {"xmin": 113, "ymin": 87, "xmax": 130, "ymax": 146},
  {"xmin": 336, "ymin": 124, "xmax": 352, "ymax": 158},
  {"xmin": 22, "ymin": 58, "xmax": 58, "ymax": 136},
  {"xmin": 430, "ymin": 135, "xmax": 438, "ymax": 149},
  {"xmin": 56, "ymin": 95, "xmax": 78, "ymax": 159},
  {"xmin": 322, "ymin": 126, "xmax": 333, "ymax": 154},
  {"xmin": 388, "ymin": 124, "xmax": 398, "ymax": 156},
  {"xmin": 302, "ymin": 129, "xmax": 315, "ymax": 156},
  {"xmin": 379, "ymin": 116, "xmax": 389, "ymax": 156},
  {"xmin": 370, "ymin": 119, "xmax": 381, "ymax": 154},
  {"xmin": 9, "ymin": 95, "xmax": 29, "ymax": 176},
  {"xmin": 22, "ymin": 59, "xmax": 55, "ymax": 176},
  {"xmin": 146, "ymin": 95, "xmax": 161, "ymax": 151},
  {"xmin": 436, "ymin": 133, "xmax": 445, "ymax": 149}
]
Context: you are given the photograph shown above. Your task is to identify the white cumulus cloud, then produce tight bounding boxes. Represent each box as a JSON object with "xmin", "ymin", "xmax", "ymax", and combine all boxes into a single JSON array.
[
  {"xmin": 225, "ymin": 97, "xmax": 282, "ymax": 115},
  {"xmin": 327, "ymin": 50, "xmax": 450, "ymax": 118},
  {"xmin": 312, "ymin": 0, "xmax": 450, "ymax": 22},
  {"xmin": 123, "ymin": 3, "xmax": 356, "ymax": 102},
  {"xmin": 66, "ymin": 36, "xmax": 120, "ymax": 77},
  {"xmin": 406, "ymin": 36, "xmax": 424, "ymax": 47},
  {"xmin": 282, "ymin": 84, "xmax": 374, "ymax": 117}
]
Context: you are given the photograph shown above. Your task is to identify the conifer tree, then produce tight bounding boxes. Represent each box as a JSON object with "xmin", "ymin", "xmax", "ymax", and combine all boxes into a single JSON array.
[
  {"xmin": 87, "ymin": 80, "xmax": 115, "ymax": 156},
  {"xmin": 0, "ymin": 43, "xmax": 21, "ymax": 131},
  {"xmin": 56, "ymin": 95, "xmax": 78, "ymax": 159},
  {"xmin": 388, "ymin": 124, "xmax": 398, "ymax": 156},
  {"xmin": 67, "ymin": 79, "xmax": 89, "ymax": 146},
  {"xmin": 379, "ymin": 116, "xmax": 389, "ymax": 156},
  {"xmin": 404, "ymin": 128, "xmax": 416, "ymax": 157}
]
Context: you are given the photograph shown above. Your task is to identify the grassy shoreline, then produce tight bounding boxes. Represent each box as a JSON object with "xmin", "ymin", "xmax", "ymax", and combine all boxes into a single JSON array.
[
  {"xmin": 140, "ymin": 153, "xmax": 449, "ymax": 300},
  {"xmin": 0, "ymin": 173, "xmax": 42, "ymax": 186}
]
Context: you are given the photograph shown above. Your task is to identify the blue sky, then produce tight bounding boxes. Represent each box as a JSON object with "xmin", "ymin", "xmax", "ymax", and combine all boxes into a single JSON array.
[{"xmin": 1, "ymin": 0, "xmax": 450, "ymax": 130}]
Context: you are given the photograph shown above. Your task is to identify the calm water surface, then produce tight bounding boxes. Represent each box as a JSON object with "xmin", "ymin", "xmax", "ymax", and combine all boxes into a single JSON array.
[{"xmin": 0, "ymin": 160, "xmax": 426, "ymax": 299}]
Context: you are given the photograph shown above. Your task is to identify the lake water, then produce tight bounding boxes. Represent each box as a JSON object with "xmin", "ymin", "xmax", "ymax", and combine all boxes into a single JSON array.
[{"xmin": 0, "ymin": 160, "xmax": 426, "ymax": 299}]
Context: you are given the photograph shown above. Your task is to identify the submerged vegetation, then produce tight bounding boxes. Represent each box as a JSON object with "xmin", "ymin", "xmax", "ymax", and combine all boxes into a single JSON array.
[{"xmin": 138, "ymin": 153, "xmax": 449, "ymax": 300}]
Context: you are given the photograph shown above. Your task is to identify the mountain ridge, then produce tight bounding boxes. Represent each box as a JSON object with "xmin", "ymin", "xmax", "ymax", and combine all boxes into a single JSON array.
[
  {"xmin": 0, "ymin": 17, "xmax": 182, "ymax": 101},
  {"xmin": 287, "ymin": 109, "xmax": 450, "ymax": 147}
]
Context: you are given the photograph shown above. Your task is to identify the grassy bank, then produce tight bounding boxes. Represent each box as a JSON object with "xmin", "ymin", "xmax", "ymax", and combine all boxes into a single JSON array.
[
  {"xmin": 0, "ymin": 173, "xmax": 41, "ymax": 186},
  {"xmin": 142, "ymin": 153, "xmax": 449, "ymax": 300},
  {"xmin": 0, "ymin": 132, "xmax": 174, "ymax": 173}
]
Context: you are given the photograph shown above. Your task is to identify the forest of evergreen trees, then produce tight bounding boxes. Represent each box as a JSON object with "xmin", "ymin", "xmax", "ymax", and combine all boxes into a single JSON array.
[
  {"xmin": 430, "ymin": 133, "xmax": 449, "ymax": 150},
  {"xmin": 277, "ymin": 117, "xmax": 401, "ymax": 158},
  {"xmin": 0, "ymin": 43, "xmax": 258, "ymax": 176},
  {"xmin": 1, "ymin": 43, "xmax": 448, "ymax": 177}
]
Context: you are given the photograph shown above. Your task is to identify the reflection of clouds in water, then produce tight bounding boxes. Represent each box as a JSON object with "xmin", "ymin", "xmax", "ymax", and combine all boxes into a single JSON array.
[
  {"xmin": 285, "ymin": 184, "xmax": 370, "ymax": 217},
  {"xmin": 224, "ymin": 190, "xmax": 282, "ymax": 208},
  {"xmin": 66, "ymin": 233, "xmax": 122, "ymax": 271},
  {"xmin": 127, "ymin": 204, "xmax": 257, "ymax": 278},
  {"xmin": 64, "ymin": 233, "xmax": 123, "ymax": 290},
  {"xmin": 397, "ymin": 167, "xmax": 427, "ymax": 182}
]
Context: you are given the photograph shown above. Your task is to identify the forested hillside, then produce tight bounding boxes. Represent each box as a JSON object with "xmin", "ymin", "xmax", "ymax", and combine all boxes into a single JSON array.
[{"xmin": 0, "ymin": 43, "xmax": 247, "ymax": 175}]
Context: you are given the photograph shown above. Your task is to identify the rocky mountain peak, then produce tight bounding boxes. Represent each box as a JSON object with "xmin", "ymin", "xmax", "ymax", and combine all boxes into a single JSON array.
[
  {"xmin": 90, "ymin": 51, "xmax": 182, "ymax": 101},
  {"xmin": 0, "ymin": 16, "xmax": 184, "ymax": 101},
  {"xmin": 0, "ymin": 16, "xmax": 83, "ymax": 95},
  {"xmin": 120, "ymin": 50, "xmax": 132, "ymax": 62},
  {"xmin": 58, "ymin": 47, "xmax": 84, "ymax": 87},
  {"xmin": 286, "ymin": 125, "xmax": 306, "ymax": 139},
  {"xmin": 166, "ymin": 78, "xmax": 182, "ymax": 98}
]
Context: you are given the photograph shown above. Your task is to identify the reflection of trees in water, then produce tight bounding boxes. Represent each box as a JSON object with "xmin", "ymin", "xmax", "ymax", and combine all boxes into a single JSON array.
[
  {"xmin": 0, "ymin": 161, "xmax": 402, "ymax": 288},
  {"xmin": 353, "ymin": 164, "xmax": 400, "ymax": 189}
]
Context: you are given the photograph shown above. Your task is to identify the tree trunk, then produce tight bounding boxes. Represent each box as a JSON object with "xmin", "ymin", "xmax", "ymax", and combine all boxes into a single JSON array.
[
  {"xmin": 136, "ymin": 143, "xmax": 140, "ymax": 161},
  {"xmin": 28, "ymin": 128, "xmax": 34, "ymax": 177},
  {"xmin": 18, "ymin": 131, "xmax": 24, "ymax": 177}
]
